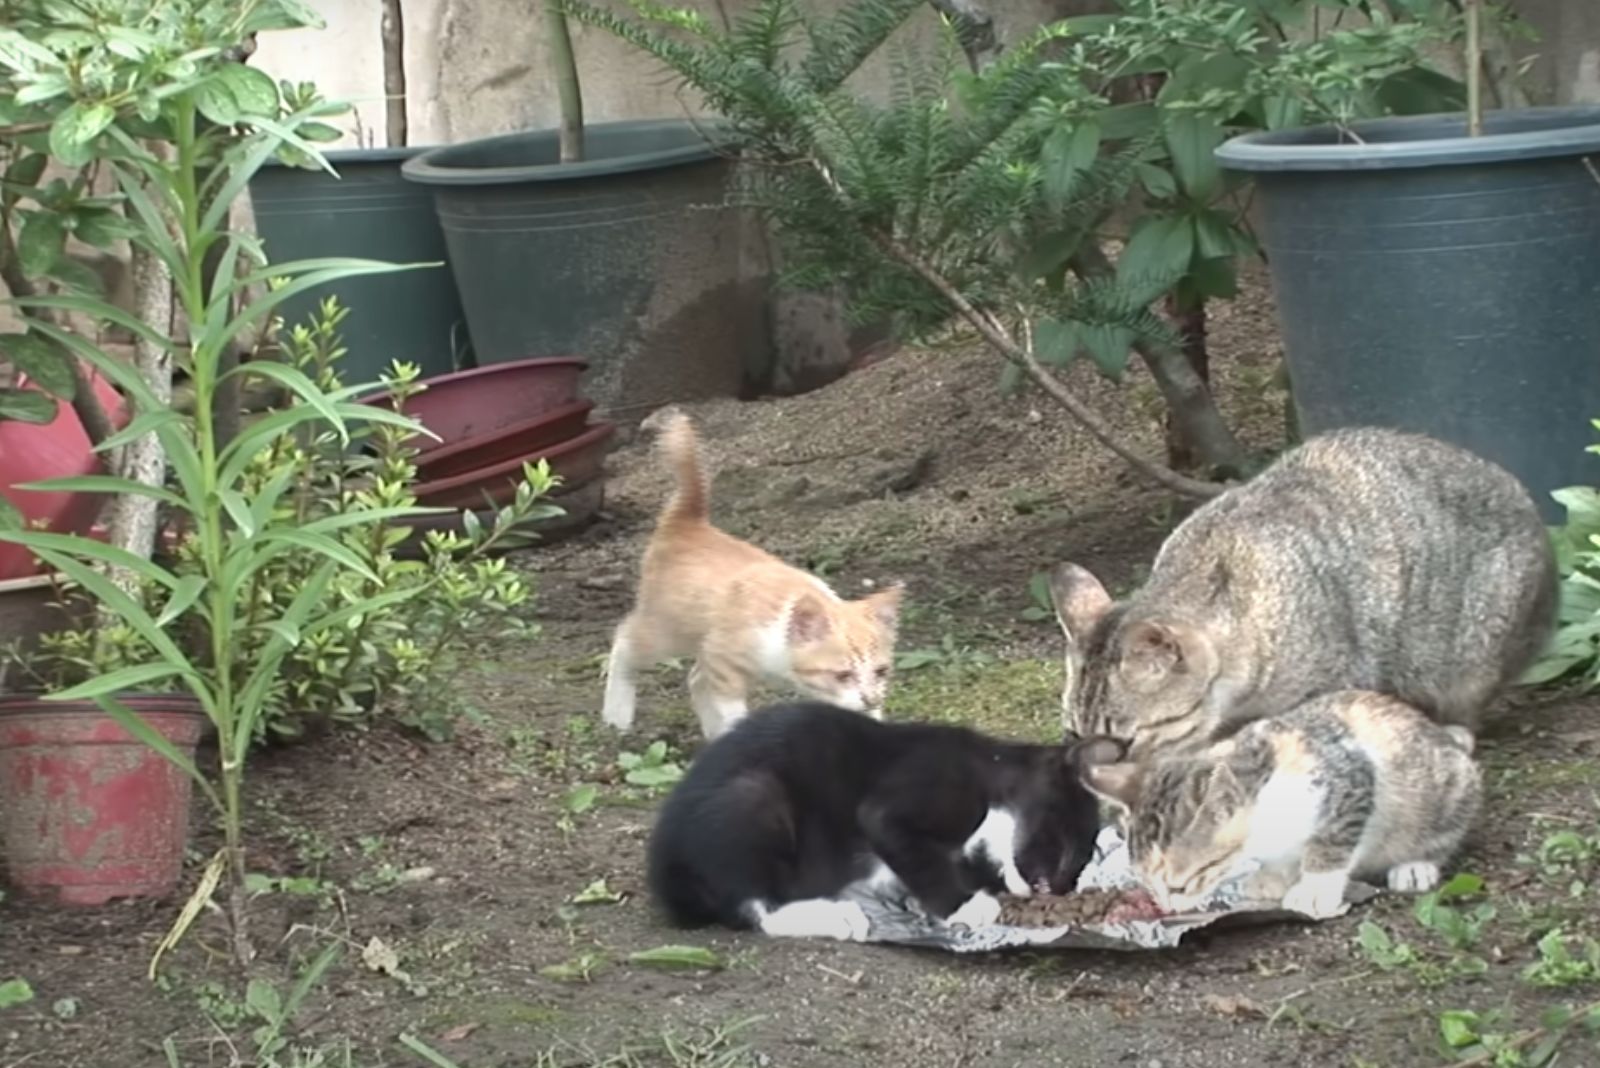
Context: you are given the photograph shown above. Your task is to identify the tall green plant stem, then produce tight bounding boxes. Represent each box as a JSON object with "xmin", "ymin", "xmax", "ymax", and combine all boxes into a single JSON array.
[
  {"xmin": 544, "ymin": 0, "xmax": 585, "ymax": 163},
  {"xmin": 168, "ymin": 95, "xmax": 252, "ymax": 963}
]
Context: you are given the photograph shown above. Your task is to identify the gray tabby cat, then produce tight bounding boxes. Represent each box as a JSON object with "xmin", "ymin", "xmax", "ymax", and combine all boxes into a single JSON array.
[
  {"xmin": 1049, "ymin": 427, "xmax": 1556, "ymax": 760},
  {"xmin": 1080, "ymin": 690, "xmax": 1483, "ymax": 918}
]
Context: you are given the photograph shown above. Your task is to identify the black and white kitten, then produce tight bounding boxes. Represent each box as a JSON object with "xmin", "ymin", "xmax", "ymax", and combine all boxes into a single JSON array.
[{"xmin": 647, "ymin": 701, "xmax": 1107, "ymax": 941}]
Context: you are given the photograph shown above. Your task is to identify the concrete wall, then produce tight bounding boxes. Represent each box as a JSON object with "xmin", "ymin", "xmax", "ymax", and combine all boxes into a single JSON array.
[{"xmin": 252, "ymin": 1, "xmax": 1067, "ymax": 150}]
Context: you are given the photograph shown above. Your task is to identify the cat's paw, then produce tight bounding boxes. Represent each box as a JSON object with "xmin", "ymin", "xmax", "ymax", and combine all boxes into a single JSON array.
[
  {"xmin": 1387, "ymin": 861, "xmax": 1442, "ymax": 893},
  {"xmin": 947, "ymin": 890, "xmax": 1003, "ymax": 930},
  {"xmin": 759, "ymin": 900, "xmax": 871, "ymax": 942},
  {"xmin": 1281, "ymin": 872, "xmax": 1350, "ymax": 919}
]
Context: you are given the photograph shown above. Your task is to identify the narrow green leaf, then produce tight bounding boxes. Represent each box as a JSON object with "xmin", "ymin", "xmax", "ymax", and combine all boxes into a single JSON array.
[
  {"xmin": 0, "ymin": 529, "xmax": 180, "ymax": 590},
  {"xmin": 627, "ymin": 945, "xmax": 724, "ymax": 971},
  {"xmin": 218, "ymin": 489, "xmax": 256, "ymax": 538},
  {"xmin": 297, "ymin": 506, "xmax": 447, "ymax": 538},
  {"xmin": 48, "ymin": 663, "xmax": 185, "ymax": 702},
  {"xmin": 396, "ymin": 1034, "xmax": 463, "ymax": 1068},
  {"xmin": 0, "ymin": 495, "xmax": 21, "ymax": 530},
  {"xmin": 235, "ymin": 560, "xmax": 338, "ymax": 756},
  {"xmin": 261, "ymin": 528, "xmax": 379, "ymax": 584},
  {"xmin": 93, "ymin": 407, "xmax": 183, "ymax": 457},
  {"xmin": 92, "ymin": 692, "xmax": 216, "ymax": 808},
  {"xmin": 16, "ymin": 293, "xmax": 176, "ymax": 353},
  {"xmin": 156, "ymin": 575, "xmax": 207, "ymax": 628},
  {"xmin": 0, "ymin": 333, "xmax": 75, "ymax": 399},
  {"xmin": 24, "ymin": 547, "xmax": 191, "ymax": 669},
  {"xmin": 16, "ymin": 318, "xmax": 161, "ymax": 413},
  {"xmin": 111, "ymin": 164, "xmax": 182, "ymax": 275},
  {"xmin": 21, "ymin": 475, "xmax": 186, "ymax": 510},
  {"xmin": 221, "ymin": 360, "xmax": 347, "ymax": 442}
]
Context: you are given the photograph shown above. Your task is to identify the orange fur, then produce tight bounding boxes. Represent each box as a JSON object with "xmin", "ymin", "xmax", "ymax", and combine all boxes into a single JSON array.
[{"xmin": 602, "ymin": 412, "xmax": 905, "ymax": 738}]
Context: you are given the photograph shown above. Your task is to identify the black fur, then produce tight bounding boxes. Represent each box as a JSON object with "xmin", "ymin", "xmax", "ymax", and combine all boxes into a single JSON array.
[{"xmin": 647, "ymin": 702, "xmax": 1105, "ymax": 930}]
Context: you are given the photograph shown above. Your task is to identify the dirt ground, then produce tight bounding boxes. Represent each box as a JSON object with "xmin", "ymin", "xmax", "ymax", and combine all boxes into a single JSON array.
[{"xmin": 6, "ymin": 263, "xmax": 1600, "ymax": 1068}]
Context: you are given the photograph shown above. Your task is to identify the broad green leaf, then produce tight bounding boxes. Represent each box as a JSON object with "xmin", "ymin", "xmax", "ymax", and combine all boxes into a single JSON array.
[
  {"xmin": 1134, "ymin": 162, "xmax": 1176, "ymax": 201},
  {"xmin": 192, "ymin": 73, "xmax": 241, "ymax": 126},
  {"xmin": 49, "ymin": 663, "xmax": 185, "ymax": 702},
  {"xmin": 216, "ymin": 65, "xmax": 280, "ymax": 117},
  {"xmin": 0, "ymin": 388, "xmax": 57, "ymax": 423},
  {"xmin": 1163, "ymin": 112, "xmax": 1225, "ymax": 202},
  {"xmin": 0, "ymin": 978, "xmax": 33, "ymax": 1009},
  {"xmin": 48, "ymin": 102, "xmax": 115, "ymax": 167},
  {"xmin": 563, "ymin": 784, "xmax": 599, "ymax": 814},
  {"xmin": 1438, "ymin": 1010, "xmax": 1480, "ymax": 1049},
  {"xmin": 1033, "ymin": 318, "xmax": 1078, "ymax": 368},
  {"xmin": 72, "ymin": 208, "xmax": 138, "ymax": 250},
  {"xmin": 1116, "ymin": 214, "xmax": 1194, "ymax": 299},
  {"xmin": 245, "ymin": 978, "xmax": 282, "ymax": 1023},
  {"xmin": 1185, "ymin": 257, "xmax": 1239, "ymax": 301},
  {"xmin": 2, "ymin": 152, "xmax": 47, "ymax": 208},
  {"xmin": 1079, "ymin": 323, "xmax": 1136, "ymax": 380},
  {"xmin": 1192, "ymin": 210, "xmax": 1240, "ymax": 260},
  {"xmin": 17, "ymin": 210, "xmax": 66, "ymax": 278},
  {"xmin": 1095, "ymin": 101, "xmax": 1156, "ymax": 142},
  {"xmin": 1041, "ymin": 121, "xmax": 1100, "ymax": 205},
  {"xmin": 0, "ymin": 333, "xmax": 74, "ymax": 400}
]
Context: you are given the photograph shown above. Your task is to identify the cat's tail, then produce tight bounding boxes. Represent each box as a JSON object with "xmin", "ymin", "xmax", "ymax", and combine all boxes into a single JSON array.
[{"xmin": 656, "ymin": 409, "xmax": 710, "ymax": 525}]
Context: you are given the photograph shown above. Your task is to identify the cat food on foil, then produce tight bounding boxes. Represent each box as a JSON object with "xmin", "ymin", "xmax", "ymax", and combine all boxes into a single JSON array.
[{"xmin": 845, "ymin": 826, "xmax": 1377, "ymax": 954}]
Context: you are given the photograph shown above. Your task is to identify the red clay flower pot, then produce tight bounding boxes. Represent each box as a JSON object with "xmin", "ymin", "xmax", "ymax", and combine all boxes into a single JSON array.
[
  {"xmin": 357, "ymin": 356, "xmax": 588, "ymax": 446},
  {"xmin": 0, "ymin": 694, "xmax": 207, "ymax": 906},
  {"xmin": 0, "ymin": 372, "xmax": 129, "ymax": 581},
  {"xmin": 413, "ymin": 421, "xmax": 616, "ymax": 510}
]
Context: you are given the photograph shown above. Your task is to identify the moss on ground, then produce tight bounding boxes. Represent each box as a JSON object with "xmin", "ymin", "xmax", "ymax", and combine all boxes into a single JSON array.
[{"xmin": 886, "ymin": 658, "xmax": 1061, "ymax": 743}]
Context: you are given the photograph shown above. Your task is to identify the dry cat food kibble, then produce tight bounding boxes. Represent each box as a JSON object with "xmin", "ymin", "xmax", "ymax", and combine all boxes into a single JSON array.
[{"xmin": 998, "ymin": 887, "xmax": 1168, "ymax": 928}]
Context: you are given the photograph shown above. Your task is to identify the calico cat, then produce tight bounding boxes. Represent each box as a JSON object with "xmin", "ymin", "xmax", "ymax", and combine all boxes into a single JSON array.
[
  {"xmin": 1049, "ymin": 427, "xmax": 1555, "ymax": 760},
  {"xmin": 602, "ymin": 412, "xmax": 904, "ymax": 739},
  {"xmin": 648, "ymin": 701, "xmax": 1111, "ymax": 940},
  {"xmin": 1080, "ymin": 690, "xmax": 1483, "ymax": 919}
]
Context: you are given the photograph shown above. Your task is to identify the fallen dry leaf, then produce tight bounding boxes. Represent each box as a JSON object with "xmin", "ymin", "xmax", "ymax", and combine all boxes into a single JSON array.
[
  {"xmin": 361, "ymin": 936, "xmax": 410, "ymax": 983},
  {"xmin": 1200, "ymin": 993, "xmax": 1269, "ymax": 1020},
  {"xmin": 440, "ymin": 1022, "xmax": 481, "ymax": 1042}
]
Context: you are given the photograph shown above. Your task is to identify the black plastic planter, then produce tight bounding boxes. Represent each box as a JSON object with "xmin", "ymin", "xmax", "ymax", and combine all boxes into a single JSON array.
[
  {"xmin": 1216, "ymin": 106, "xmax": 1600, "ymax": 521},
  {"xmin": 400, "ymin": 119, "xmax": 770, "ymax": 417},
  {"xmin": 249, "ymin": 147, "xmax": 470, "ymax": 385}
]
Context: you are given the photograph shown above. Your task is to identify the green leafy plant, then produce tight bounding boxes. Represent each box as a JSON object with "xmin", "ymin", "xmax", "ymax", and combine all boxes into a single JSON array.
[
  {"xmin": 1524, "ymin": 929, "xmax": 1600, "ymax": 989},
  {"xmin": 4, "ymin": 297, "xmax": 559, "ymax": 743},
  {"xmin": 616, "ymin": 739, "xmax": 685, "ymax": 791},
  {"xmin": 0, "ymin": 1, "xmax": 453, "ymax": 965},
  {"xmin": 1525, "ymin": 430, "xmax": 1600, "ymax": 685},
  {"xmin": 0, "ymin": 978, "xmax": 33, "ymax": 1009}
]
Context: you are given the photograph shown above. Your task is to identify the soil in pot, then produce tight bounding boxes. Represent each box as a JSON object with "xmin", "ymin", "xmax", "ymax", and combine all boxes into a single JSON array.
[{"xmin": 0, "ymin": 695, "xmax": 207, "ymax": 906}]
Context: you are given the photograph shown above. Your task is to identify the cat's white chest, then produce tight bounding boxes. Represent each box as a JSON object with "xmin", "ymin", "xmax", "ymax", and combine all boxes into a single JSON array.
[
  {"xmin": 963, "ymin": 808, "xmax": 1031, "ymax": 896},
  {"xmin": 1243, "ymin": 772, "xmax": 1323, "ymax": 865}
]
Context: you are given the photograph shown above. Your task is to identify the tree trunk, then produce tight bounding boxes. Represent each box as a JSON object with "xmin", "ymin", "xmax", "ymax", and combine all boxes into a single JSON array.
[
  {"xmin": 1161, "ymin": 294, "xmax": 1210, "ymax": 471},
  {"xmin": 381, "ymin": 0, "xmax": 408, "ymax": 148},
  {"xmin": 1070, "ymin": 240, "xmax": 1250, "ymax": 477},
  {"xmin": 544, "ymin": 1, "xmax": 585, "ymax": 163},
  {"xmin": 96, "ymin": 243, "xmax": 171, "ymax": 628}
]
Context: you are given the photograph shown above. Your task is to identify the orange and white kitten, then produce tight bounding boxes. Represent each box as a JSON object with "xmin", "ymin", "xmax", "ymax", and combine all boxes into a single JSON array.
[{"xmin": 602, "ymin": 412, "xmax": 905, "ymax": 739}]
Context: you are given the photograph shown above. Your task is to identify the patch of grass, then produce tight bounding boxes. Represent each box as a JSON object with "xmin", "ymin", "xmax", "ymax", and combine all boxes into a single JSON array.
[{"xmin": 887, "ymin": 657, "xmax": 1060, "ymax": 742}]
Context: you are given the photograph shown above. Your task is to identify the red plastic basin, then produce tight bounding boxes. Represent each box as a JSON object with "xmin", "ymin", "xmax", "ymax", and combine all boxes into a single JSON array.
[
  {"xmin": 0, "ymin": 695, "xmax": 207, "ymax": 906},
  {"xmin": 0, "ymin": 372, "xmax": 129, "ymax": 581},
  {"xmin": 414, "ymin": 421, "xmax": 616, "ymax": 510},
  {"xmin": 358, "ymin": 356, "xmax": 588, "ymax": 445},
  {"xmin": 414, "ymin": 398, "xmax": 595, "ymax": 482}
]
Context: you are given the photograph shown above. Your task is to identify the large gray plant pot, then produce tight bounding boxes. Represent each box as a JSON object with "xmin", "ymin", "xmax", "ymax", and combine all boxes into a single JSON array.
[
  {"xmin": 1216, "ymin": 106, "xmax": 1600, "ymax": 521},
  {"xmin": 401, "ymin": 119, "xmax": 771, "ymax": 417}
]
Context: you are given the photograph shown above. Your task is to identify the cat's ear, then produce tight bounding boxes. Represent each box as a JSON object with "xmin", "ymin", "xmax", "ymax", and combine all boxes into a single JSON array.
[
  {"xmin": 1047, "ymin": 563, "xmax": 1113, "ymax": 646},
  {"xmin": 1082, "ymin": 761, "xmax": 1143, "ymax": 812},
  {"xmin": 788, "ymin": 593, "xmax": 834, "ymax": 644},
  {"xmin": 1118, "ymin": 619, "xmax": 1214, "ymax": 690},
  {"xmin": 860, "ymin": 582, "xmax": 904, "ymax": 633}
]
